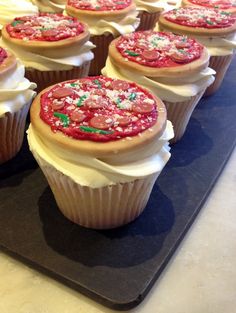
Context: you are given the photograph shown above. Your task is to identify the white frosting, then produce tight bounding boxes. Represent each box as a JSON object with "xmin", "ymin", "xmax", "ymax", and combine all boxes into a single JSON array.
[
  {"xmin": 27, "ymin": 121, "xmax": 174, "ymax": 188},
  {"xmin": 134, "ymin": 0, "xmax": 173, "ymax": 13},
  {"xmin": 65, "ymin": 9, "xmax": 140, "ymax": 36},
  {"xmin": 155, "ymin": 23, "xmax": 236, "ymax": 56},
  {"xmin": 193, "ymin": 33, "xmax": 236, "ymax": 56},
  {"xmin": 0, "ymin": 0, "xmax": 38, "ymax": 29},
  {"xmin": 102, "ymin": 57, "xmax": 215, "ymax": 102},
  {"xmin": 0, "ymin": 38, "xmax": 95, "ymax": 71},
  {"xmin": 0, "ymin": 60, "xmax": 36, "ymax": 117},
  {"xmin": 31, "ymin": 0, "xmax": 66, "ymax": 13}
]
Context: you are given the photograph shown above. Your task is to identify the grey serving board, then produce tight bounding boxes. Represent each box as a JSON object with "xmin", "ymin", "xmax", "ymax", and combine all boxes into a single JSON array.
[{"xmin": 0, "ymin": 57, "xmax": 236, "ymax": 310}]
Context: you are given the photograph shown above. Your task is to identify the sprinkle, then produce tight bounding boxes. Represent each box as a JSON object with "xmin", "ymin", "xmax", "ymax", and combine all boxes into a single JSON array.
[
  {"xmin": 125, "ymin": 50, "xmax": 139, "ymax": 57},
  {"xmin": 53, "ymin": 112, "xmax": 69, "ymax": 127},
  {"xmin": 129, "ymin": 93, "xmax": 137, "ymax": 101},
  {"xmin": 11, "ymin": 20, "xmax": 23, "ymax": 26},
  {"xmin": 206, "ymin": 20, "xmax": 214, "ymax": 25},
  {"xmin": 77, "ymin": 95, "xmax": 87, "ymax": 107},
  {"xmin": 79, "ymin": 126, "xmax": 113, "ymax": 135},
  {"xmin": 93, "ymin": 79, "xmax": 102, "ymax": 89}
]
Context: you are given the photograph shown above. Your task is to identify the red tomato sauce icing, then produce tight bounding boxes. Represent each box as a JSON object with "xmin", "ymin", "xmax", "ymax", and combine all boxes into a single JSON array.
[
  {"xmin": 163, "ymin": 7, "xmax": 236, "ymax": 28},
  {"xmin": 67, "ymin": 0, "xmax": 131, "ymax": 11},
  {"xmin": 188, "ymin": 0, "xmax": 236, "ymax": 10},
  {"xmin": 0, "ymin": 47, "xmax": 7, "ymax": 64},
  {"xmin": 116, "ymin": 31, "xmax": 203, "ymax": 67},
  {"xmin": 40, "ymin": 77, "xmax": 158, "ymax": 142},
  {"xmin": 6, "ymin": 13, "xmax": 84, "ymax": 42}
]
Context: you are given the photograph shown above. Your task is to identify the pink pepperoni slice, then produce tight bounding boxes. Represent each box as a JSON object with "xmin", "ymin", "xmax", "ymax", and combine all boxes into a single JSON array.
[
  {"xmin": 89, "ymin": 116, "xmax": 114, "ymax": 129},
  {"xmin": 13, "ymin": 24, "xmax": 29, "ymax": 32},
  {"xmin": 170, "ymin": 52, "xmax": 188, "ymax": 63},
  {"xmin": 70, "ymin": 110, "xmax": 86, "ymax": 122},
  {"xmin": 111, "ymin": 80, "xmax": 130, "ymax": 90},
  {"xmin": 19, "ymin": 16, "xmax": 32, "ymax": 22},
  {"xmin": 175, "ymin": 41, "xmax": 191, "ymax": 49},
  {"xmin": 52, "ymin": 88, "xmax": 74, "ymax": 99},
  {"xmin": 51, "ymin": 101, "xmax": 65, "ymax": 110},
  {"xmin": 132, "ymin": 101, "xmax": 154, "ymax": 113},
  {"xmin": 91, "ymin": 89, "xmax": 106, "ymax": 96},
  {"xmin": 84, "ymin": 97, "xmax": 107, "ymax": 109},
  {"xmin": 31, "ymin": 20, "xmax": 40, "ymax": 27},
  {"xmin": 67, "ymin": 22, "xmax": 79, "ymax": 28},
  {"xmin": 24, "ymin": 27, "xmax": 35, "ymax": 36},
  {"xmin": 117, "ymin": 116, "xmax": 131, "ymax": 126},
  {"xmin": 175, "ymin": 15, "xmax": 188, "ymax": 21},
  {"xmin": 136, "ymin": 42, "xmax": 148, "ymax": 49},
  {"xmin": 142, "ymin": 50, "xmax": 160, "ymax": 61},
  {"xmin": 42, "ymin": 29, "xmax": 59, "ymax": 37}
]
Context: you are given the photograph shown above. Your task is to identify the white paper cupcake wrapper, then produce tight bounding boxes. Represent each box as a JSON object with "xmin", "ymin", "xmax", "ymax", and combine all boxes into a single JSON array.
[
  {"xmin": 0, "ymin": 102, "xmax": 30, "ymax": 164},
  {"xmin": 204, "ymin": 54, "xmax": 234, "ymax": 96},
  {"xmin": 164, "ymin": 91, "xmax": 204, "ymax": 143},
  {"xmin": 25, "ymin": 61, "xmax": 91, "ymax": 92},
  {"xmin": 32, "ymin": 151, "xmax": 159, "ymax": 229}
]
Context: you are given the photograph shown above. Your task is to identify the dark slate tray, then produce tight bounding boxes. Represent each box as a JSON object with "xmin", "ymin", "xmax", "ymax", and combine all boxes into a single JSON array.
[{"xmin": 0, "ymin": 58, "xmax": 236, "ymax": 311}]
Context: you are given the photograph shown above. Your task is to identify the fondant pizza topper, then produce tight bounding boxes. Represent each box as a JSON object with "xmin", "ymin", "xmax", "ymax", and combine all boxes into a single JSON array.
[
  {"xmin": 6, "ymin": 13, "xmax": 85, "ymax": 41},
  {"xmin": 116, "ymin": 31, "xmax": 204, "ymax": 67},
  {"xmin": 40, "ymin": 77, "xmax": 158, "ymax": 142},
  {"xmin": 163, "ymin": 7, "xmax": 236, "ymax": 28},
  {"xmin": 67, "ymin": 0, "xmax": 132, "ymax": 11},
  {"xmin": 186, "ymin": 0, "xmax": 236, "ymax": 10}
]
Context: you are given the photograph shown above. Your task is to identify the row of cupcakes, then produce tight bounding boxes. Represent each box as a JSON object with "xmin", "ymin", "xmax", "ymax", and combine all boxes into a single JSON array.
[
  {"xmin": 0, "ymin": 5, "xmax": 235, "ymax": 153},
  {"xmin": 0, "ymin": 1, "xmax": 235, "ymax": 228}
]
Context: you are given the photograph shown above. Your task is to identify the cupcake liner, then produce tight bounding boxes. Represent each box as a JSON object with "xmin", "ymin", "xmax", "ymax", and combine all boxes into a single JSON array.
[
  {"xmin": 164, "ymin": 91, "xmax": 204, "ymax": 143},
  {"xmin": 0, "ymin": 102, "xmax": 30, "ymax": 164},
  {"xmin": 32, "ymin": 151, "xmax": 158, "ymax": 229},
  {"xmin": 25, "ymin": 61, "xmax": 91, "ymax": 92},
  {"xmin": 204, "ymin": 54, "xmax": 234, "ymax": 96},
  {"xmin": 137, "ymin": 11, "xmax": 161, "ymax": 31},
  {"xmin": 89, "ymin": 34, "xmax": 114, "ymax": 76}
]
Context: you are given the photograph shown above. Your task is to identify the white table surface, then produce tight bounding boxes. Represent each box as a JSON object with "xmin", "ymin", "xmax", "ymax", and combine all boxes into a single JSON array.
[{"xmin": 0, "ymin": 147, "xmax": 235, "ymax": 313}]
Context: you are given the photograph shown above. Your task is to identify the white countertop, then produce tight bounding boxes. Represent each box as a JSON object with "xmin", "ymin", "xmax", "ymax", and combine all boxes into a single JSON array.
[{"xmin": 0, "ymin": 147, "xmax": 236, "ymax": 313}]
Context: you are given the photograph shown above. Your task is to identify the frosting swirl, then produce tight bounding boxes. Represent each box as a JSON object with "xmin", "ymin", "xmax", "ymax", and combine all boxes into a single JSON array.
[
  {"xmin": 27, "ymin": 121, "xmax": 173, "ymax": 187},
  {"xmin": 31, "ymin": 0, "xmax": 66, "ymax": 13},
  {"xmin": 0, "ymin": 48, "xmax": 36, "ymax": 117}
]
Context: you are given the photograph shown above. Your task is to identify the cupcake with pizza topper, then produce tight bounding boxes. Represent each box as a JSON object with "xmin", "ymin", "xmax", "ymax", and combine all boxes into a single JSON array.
[
  {"xmin": 27, "ymin": 76, "xmax": 173, "ymax": 229},
  {"xmin": 1, "ymin": 13, "xmax": 94, "ymax": 92},
  {"xmin": 0, "ymin": 0, "xmax": 38, "ymax": 30},
  {"xmin": 31, "ymin": 0, "xmax": 66, "ymax": 13},
  {"xmin": 158, "ymin": 7, "xmax": 236, "ymax": 95},
  {"xmin": 102, "ymin": 31, "xmax": 215, "ymax": 142},
  {"xmin": 66, "ymin": 0, "xmax": 140, "ymax": 75},
  {"xmin": 0, "ymin": 47, "xmax": 36, "ymax": 164},
  {"xmin": 181, "ymin": 0, "xmax": 236, "ymax": 14}
]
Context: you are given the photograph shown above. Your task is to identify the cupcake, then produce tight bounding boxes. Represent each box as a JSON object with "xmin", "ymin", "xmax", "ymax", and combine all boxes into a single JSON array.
[
  {"xmin": 0, "ymin": 47, "xmax": 36, "ymax": 164},
  {"xmin": 102, "ymin": 31, "xmax": 215, "ymax": 142},
  {"xmin": 181, "ymin": 0, "xmax": 236, "ymax": 14},
  {"xmin": 158, "ymin": 7, "xmax": 236, "ymax": 95},
  {"xmin": 1, "ymin": 13, "xmax": 94, "ymax": 92},
  {"xmin": 135, "ymin": 0, "xmax": 172, "ymax": 31},
  {"xmin": 31, "ymin": 0, "xmax": 66, "ymax": 13},
  {"xmin": 28, "ymin": 76, "xmax": 173, "ymax": 229},
  {"xmin": 0, "ymin": 0, "xmax": 38, "ymax": 30},
  {"xmin": 66, "ymin": 0, "xmax": 140, "ymax": 75}
]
